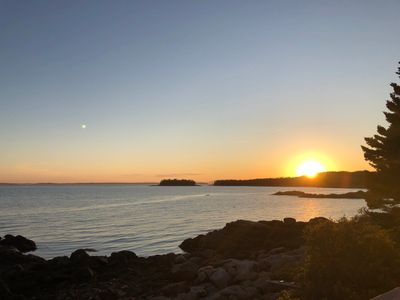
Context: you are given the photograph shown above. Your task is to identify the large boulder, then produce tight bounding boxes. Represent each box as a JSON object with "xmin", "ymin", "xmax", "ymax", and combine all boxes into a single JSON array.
[
  {"xmin": 371, "ymin": 287, "xmax": 400, "ymax": 300},
  {"xmin": 70, "ymin": 249, "xmax": 90, "ymax": 264},
  {"xmin": 209, "ymin": 267, "xmax": 231, "ymax": 289},
  {"xmin": 109, "ymin": 250, "xmax": 138, "ymax": 266},
  {"xmin": 222, "ymin": 259, "xmax": 257, "ymax": 282},
  {"xmin": 171, "ymin": 261, "xmax": 199, "ymax": 281},
  {"xmin": 180, "ymin": 219, "xmax": 306, "ymax": 258},
  {"xmin": 0, "ymin": 247, "xmax": 45, "ymax": 268},
  {"xmin": 0, "ymin": 235, "xmax": 36, "ymax": 253}
]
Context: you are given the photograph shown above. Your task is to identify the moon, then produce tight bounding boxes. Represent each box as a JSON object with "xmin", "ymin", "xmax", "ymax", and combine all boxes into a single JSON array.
[{"xmin": 81, "ymin": 124, "xmax": 87, "ymax": 129}]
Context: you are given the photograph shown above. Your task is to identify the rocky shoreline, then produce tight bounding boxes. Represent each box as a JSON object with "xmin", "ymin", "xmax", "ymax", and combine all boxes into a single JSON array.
[{"xmin": 0, "ymin": 218, "xmax": 329, "ymax": 300}]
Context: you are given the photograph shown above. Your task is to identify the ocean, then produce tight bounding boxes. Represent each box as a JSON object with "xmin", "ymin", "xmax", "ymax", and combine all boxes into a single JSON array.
[{"xmin": 0, "ymin": 184, "xmax": 366, "ymax": 258}]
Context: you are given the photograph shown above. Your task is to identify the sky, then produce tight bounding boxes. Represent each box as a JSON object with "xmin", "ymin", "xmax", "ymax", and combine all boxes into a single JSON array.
[{"xmin": 1, "ymin": 1, "xmax": 400, "ymax": 183}]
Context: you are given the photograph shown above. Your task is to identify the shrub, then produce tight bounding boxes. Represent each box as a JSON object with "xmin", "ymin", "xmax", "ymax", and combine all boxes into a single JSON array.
[{"xmin": 303, "ymin": 218, "xmax": 400, "ymax": 300}]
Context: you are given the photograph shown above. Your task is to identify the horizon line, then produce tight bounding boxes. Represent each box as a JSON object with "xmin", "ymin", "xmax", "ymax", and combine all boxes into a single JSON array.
[{"xmin": 0, "ymin": 170, "xmax": 370, "ymax": 185}]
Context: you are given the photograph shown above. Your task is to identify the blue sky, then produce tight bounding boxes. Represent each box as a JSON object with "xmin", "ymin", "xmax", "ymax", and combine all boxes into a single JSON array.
[{"xmin": 1, "ymin": 1, "xmax": 400, "ymax": 182}]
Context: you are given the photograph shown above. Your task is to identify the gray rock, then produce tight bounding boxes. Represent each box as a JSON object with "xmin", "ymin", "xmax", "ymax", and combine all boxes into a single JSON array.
[
  {"xmin": 109, "ymin": 250, "xmax": 138, "ymax": 265},
  {"xmin": 266, "ymin": 247, "xmax": 287, "ymax": 256},
  {"xmin": 171, "ymin": 261, "xmax": 199, "ymax": 281},
  {"xmin": 49, "ymin": 256, "xmax": 70, "ymax": 267},
  {"xmin": 371, "ymin": 287, "xmax": 400, "ymax": 300},
  {"xmin": 0, "ymin": 279, "xmax": 14, "ymax": 300},
  {"xmin": 70, "ymin": 249, "xmax": 90, "ymax": 264},
  {"xmin": 189, "ymin": 285, "xmax": 208, "ymax": 297},
  {"xmin": 243, "ymin": 286, "xmax": 258, "ymax": 298},
  {"xmin": 210, "ymin": 267, "xmax": 231, "ymax": 289},
  {"xmin": 72, "ymin": 266, "xmax": 95, "ymax": 282},
  {"xmin": 176, "ymin": 285, "xmax": 208, "ymax": 300},
  {"xmin": 161, "ymin": 281, "xmax": 188, "ymax": 296},
  {"xmin": 174, "ymin": 254, "xmax": 187, "ymax": 264},
  {"xmin": 253, "ymin": 273, "xmax": 273, "ymax": 294},
  {"xmin": 176, "ymin": 292, "xmax": 197, "ymax": 300},
  {"xmin": 219, "ymin": 285, "xmax": 249, "ymax": 299},
  {"xmin": 222, "ymin": 259, "xmax": 257, "ymax": 282},
  {"xmin": 195, "ymin": 265, "xmax": 214, "ymax": 283},
  {"xmin": 261, "ymin": 253, "xmax": 302, "ymax": 273},
  {"xmin": 0, "ymin": 234, "xmax": 37, "ymax": 253}
]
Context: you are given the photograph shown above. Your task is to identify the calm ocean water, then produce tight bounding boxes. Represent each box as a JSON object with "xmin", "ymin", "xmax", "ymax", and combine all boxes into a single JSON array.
[{"xmin": 0, "ymin": 185, "xmax": 366, "ymax": 258}]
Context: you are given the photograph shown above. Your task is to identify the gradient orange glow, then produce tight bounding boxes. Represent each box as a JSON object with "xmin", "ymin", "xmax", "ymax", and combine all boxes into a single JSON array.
[{"xmin": 296, "ymin": 160, "xmax": 326, "ymax": 178}]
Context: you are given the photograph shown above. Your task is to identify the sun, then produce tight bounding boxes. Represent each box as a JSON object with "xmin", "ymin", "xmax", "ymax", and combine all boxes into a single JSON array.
[{"xmin": 296, "ymin": 160, "xmax": 326, "ymax": 178}]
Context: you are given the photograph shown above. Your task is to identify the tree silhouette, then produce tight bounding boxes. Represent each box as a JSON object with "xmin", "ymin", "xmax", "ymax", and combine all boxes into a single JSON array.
[{"xmin": 361, "ymin": 62, "xmax": 400, "ymax": 209}]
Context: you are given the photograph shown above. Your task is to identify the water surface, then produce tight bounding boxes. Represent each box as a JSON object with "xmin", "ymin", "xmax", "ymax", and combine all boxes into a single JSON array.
[{"xmin": 0, "ymin": 185, "xmax": 366, "ymax": 258}]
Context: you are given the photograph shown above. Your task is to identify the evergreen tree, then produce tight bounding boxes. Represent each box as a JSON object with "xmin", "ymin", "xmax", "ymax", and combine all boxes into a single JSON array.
[{"xmin": 361, "ymin": 62, "xmax": 400, "ymax": 209}]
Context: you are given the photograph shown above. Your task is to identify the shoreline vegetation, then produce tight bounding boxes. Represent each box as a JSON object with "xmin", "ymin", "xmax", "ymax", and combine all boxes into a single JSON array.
[
  {"xmin": 159, "ymin": 179, "xmax": 197, "ymax": 186},
  {"xmin": 0, "ymin": 170, "xmax": 371, "ymax": 188},
  {"xmin": 273, "ymin": 190, "xmax": 367, "ymax": 199},
  {"xmin": 2, "ymin": 211, "xmax": 399, "ymax": 300},
  {"xmin": 213, "ymin": 171, "xmax": 370, "ymax": 188}
]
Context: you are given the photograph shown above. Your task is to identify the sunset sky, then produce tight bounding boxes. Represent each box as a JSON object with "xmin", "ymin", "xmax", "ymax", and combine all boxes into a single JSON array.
[{"xmin": 1, "ymin": 1, "xmax": 400, "ymax": 183}]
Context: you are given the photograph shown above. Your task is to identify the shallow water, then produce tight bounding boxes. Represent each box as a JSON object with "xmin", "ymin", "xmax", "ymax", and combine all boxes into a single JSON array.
[{"xmin": 0, "ymin": 185, "xmax": 366, "ymax": 258}]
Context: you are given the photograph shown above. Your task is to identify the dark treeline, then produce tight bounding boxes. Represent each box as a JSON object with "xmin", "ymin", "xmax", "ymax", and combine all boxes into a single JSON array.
[
  {"xmin": 159, "ymin": 179, "xmax": 197, "ymax": 186},
  {"xmin": 213, "ymin": 171, "xmax": 371, "ymax": 188}
]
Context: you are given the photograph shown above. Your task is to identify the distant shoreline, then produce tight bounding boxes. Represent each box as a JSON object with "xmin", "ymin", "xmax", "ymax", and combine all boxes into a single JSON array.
[
  {"xmin": 213, "ymin": 171, "xmax": 371, "ymax": 189},
  {"xmin": 0, "ymin": 170, "xmax": 371, "ymax": 188}
]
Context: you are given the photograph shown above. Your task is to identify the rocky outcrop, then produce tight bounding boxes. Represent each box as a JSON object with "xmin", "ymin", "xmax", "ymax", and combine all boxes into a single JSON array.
[
  {"xmin": 179, "ymin": 219, "xmax": 307, "ymax": 258},
  {"xmin": 273, "ymin": 190, "xmax": 367, "ymax": 199},
  {"xmin": 0, "ymin": 219, "xmax": 310, "ymax": 299},
  {"xmin": 0, "ymin": 235, "xmax": 37, "ymax": 253}
]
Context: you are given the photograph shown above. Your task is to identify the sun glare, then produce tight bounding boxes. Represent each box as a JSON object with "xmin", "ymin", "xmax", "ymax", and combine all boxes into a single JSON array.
[{"xmin": 296, "ymin": 160, "xmax": 326, "ymax": 178}]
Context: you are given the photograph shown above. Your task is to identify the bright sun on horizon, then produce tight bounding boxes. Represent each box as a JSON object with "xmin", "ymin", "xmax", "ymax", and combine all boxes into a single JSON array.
[{"xmin": 296, "ymin": 160, "xmax": 326, "ymax": 178}]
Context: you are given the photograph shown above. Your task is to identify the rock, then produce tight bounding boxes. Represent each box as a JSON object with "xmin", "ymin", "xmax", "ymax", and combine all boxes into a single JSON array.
[
  {"xmin": 1, "ymin": 264, "xmax": 24, "ymax": 281},
  {"xmin": 222, "ymin": 259, "xmax": 257, "ymax": 282},
  {"xmin": 0, "ymin": 235, "xmax": 36, "ymax": 253},
  {"xmin": 243, "ymin": 285, "xmax": 258, "ymax": 298},
  {"xmin": 219, "ymin": 285, "xmax": 249, "ymax": 299},
  {"xmin": 263, "ymin": 280, "xmax": 299, "ymax": 292},
  {"xmin": 253, "ymin": 275, "xmax": 273, "ymax": 294},
  {"xmin": 0, "ymin": 247, "xmax": 45, "ymax": 267},
  {"xmin": 189, "ymin": 256, "xmax": 202, "ymax": 265},
  {"xmin": 72, "ymin": 266, "xmax": 95, "ymax": 282},
  {"xmin": 49, "ymin": 256, "xmax": 70, "ymax": 267},
  {"xmin": 195, "ymin": 265, "xmax": 214, "ymax": 283},
  {"xmin": 161, "ymin": 281, "xmax": 188, "ymax": 296},
  {"xmin": 179, "ymin": 220, "xmax": 306, "ymax": 258},
  {"xmin": 174, "ymin": 254, "xmax": 187, "ymax": 264},
  {"xmin": 371, "ymin": 287, "xmax": 400, "ymax": 300},
  {"xmin": 198, "ymin": 249, "xmax": 217, "ymax": 258},
  {"xmin": 171, "ymin": 261, "xmax": 199, "ymax": 281},
  {"xmin": 189, "ymin": 285, "xmax": 208, "ymax": 297},
  {"xmin": 70, "ymin": 249, "xmax": 90, "ymax": 265},
  {"xmin": 90, "ymin": 255, "xmax": 109, "ymax": 268},
  {"xmin": 267, "ymin": 247, "xmax": 287, "ymax": 255},
  {"xmin": 0, "ymin": 279, "xmax": 14, "ymax": 300},
  {"xmin": 175, "ymin": 286, "xmax": 208, "ymax": 300},
  {"xmin": 97, "ymin": 288, "xmax": 119, "ymax": 300},
  {"xmin": 209, "ymin": 267, "xmax": 231, "ymax": 289},
  {"xmin": 175, "ymin": 292, "xmax": 196, "ymax": 300},
  {"xmin": 283, "ymin": 218, "xmax": 296, "ymax": 225},
  {"xmin": 109, "ymin": 250, "xmax": 138, "ymax": 265},
  {"xmin": 261, "ymin": 252, "xmax": 303, "ymax": 274}
]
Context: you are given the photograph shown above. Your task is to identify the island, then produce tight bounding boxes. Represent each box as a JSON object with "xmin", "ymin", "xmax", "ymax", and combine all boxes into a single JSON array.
[
  {"xmin": 213, "ymin": 171, "xmax": 370, "ymax": 188},
  {"xmin": 273, "ymin": 190, "xmax": 367, "ymax": 199},
  {"xmin": 159, "ymin": 179, "xmax": 197, "ymax": 186}
]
